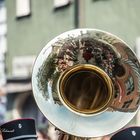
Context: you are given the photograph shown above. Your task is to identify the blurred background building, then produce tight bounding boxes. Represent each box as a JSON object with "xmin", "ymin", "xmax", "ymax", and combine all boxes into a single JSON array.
[
  {"xmin": 0, "ymin": 0, "xmax": 140, "ymax": 139},
  {"xmin": 0, "ymin": 0, "xmax": 7, "ymax": 125}
]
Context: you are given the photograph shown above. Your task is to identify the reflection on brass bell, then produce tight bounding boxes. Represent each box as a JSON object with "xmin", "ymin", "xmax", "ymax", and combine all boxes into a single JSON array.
[{"xmin": 32, "ymin": 29, "xmax": 140, "ymax": 139}]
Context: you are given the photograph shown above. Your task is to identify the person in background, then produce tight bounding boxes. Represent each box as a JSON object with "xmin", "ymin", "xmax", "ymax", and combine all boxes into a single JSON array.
[
  {"xmin": 101, "ymin": 136, "xmax": 110, "ymax": 140},
  {"xmin": 37, "ymin": 129, "xmax": 51, "ymax": 140},
  {"xmin": 0, "ymin": 133, "xmax": 3, "ymax": 140},
  {"xmin": 0, "ymin": 118, "xmax": 37, "ymax": 140},
  {"xmin": 110, "ymin": 126, "xmax": 140, "ymax": 140},
  {"xmin": 99, "ymin": 126, "xmax": 140, "ymax": 140}
]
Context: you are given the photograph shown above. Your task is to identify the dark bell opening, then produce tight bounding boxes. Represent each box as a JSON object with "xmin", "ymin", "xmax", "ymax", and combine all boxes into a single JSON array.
[{"xmin": 62, "ymin": 70, "xmax": 110, "ymax": 112}]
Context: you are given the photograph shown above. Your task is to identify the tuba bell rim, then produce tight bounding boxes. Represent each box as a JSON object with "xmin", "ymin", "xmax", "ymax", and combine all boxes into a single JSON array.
[
  {"xmin": 57, "ymin": 64, "xmax": 114, "ymax": 116},
  {"xmin": 32, "ymin": 28, "xmax": 140, "ymax": 137}
]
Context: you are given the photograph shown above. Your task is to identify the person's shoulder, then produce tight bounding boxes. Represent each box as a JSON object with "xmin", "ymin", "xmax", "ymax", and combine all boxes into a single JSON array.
[
  {"xmin": 0, "ymin": 87, "xmax": 6, "ymax": 96},
  {"xmin": 111, "ymin": 126, "xmax": 140, "ymax": 140}
]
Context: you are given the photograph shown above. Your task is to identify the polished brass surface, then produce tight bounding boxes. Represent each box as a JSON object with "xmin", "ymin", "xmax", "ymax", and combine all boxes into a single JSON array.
[
  {"xmin": 58, "ymin": 64, "xmax": 114, "ymax": 115},
  {"xmin": 32, "ymin": 29, "xmax": 140, "ymax": 138}
]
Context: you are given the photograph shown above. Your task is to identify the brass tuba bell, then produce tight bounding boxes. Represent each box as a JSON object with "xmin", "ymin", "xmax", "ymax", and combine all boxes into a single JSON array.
[{"xmin": 32, "ymin": 29, "xmax": 140, "ymax": 139}]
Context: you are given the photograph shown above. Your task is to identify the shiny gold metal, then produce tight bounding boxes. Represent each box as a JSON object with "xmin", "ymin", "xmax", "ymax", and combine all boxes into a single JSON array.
[{"xmin": 58, "ymin": 64, "xmax": 114, "ymax": 116}]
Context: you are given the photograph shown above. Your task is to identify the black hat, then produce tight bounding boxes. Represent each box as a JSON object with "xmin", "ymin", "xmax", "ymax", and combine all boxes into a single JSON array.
[
  {"xmin": 0, "ymin": 118, "xmax": 37, "ymax": 140},
  {"xmin": 111, "ymin": 126, "xmax": 140, "ymax": 140}
]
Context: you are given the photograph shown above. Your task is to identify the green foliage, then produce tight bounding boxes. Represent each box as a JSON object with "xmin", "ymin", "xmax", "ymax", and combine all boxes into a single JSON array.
[{"xmin": 37, "ymin": 53, "xmax": 57, "ymax": 98}]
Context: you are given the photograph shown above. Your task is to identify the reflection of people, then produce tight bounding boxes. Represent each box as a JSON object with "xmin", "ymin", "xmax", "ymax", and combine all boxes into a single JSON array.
[
  {"xmin": 110, "ymin": 126, "xmax": 140, "ymax": 140},
  {"xmin": 0, "ymin": 133, "xmax": 3, "ymax": 140},
  {"xmin": 0, "ymin": 118, "xmax": 37, "ymax": 140},
  {"xmin": 0, "ymin": 87, "xmax": 6, "ymax": 96}
]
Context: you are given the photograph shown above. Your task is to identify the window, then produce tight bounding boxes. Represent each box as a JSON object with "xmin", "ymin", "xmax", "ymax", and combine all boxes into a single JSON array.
[
  {"xmin": 12, "ymin": 56, "xmax": 35, "ymax": 77},
  {"xmin": 0, "ymin": 6, "xmax": 6, "ymax": 23},
  {"xmin": 54, "ymin": 0, "xmax": 71, "ymax": 10},
  {"xmin": 16, "ymin": 0, "xmax": 31, "ymax": 18},
  {"xmin": 0, "ymin": 35, "xmax": 7, "ymax": 54},
  {"xmin": 125, "ymin": 76, "xmax": 134, "ymax": 95},
  {"xmin": 122, "ymin": 99, "xmax": 133, "ymax": 109},
  {"xmin": 136, "ymin": 97, "xmax": 140, "ymax": 105}
]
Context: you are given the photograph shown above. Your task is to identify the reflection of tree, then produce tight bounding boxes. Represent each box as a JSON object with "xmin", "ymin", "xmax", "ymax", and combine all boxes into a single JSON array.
[
  {"xmin": 37, "ymin": 53, "xmax": 59, "ymax": 99},
  {"xmin": 94, "ymin": 32, "xmax": 119, "ymax": 45}
]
